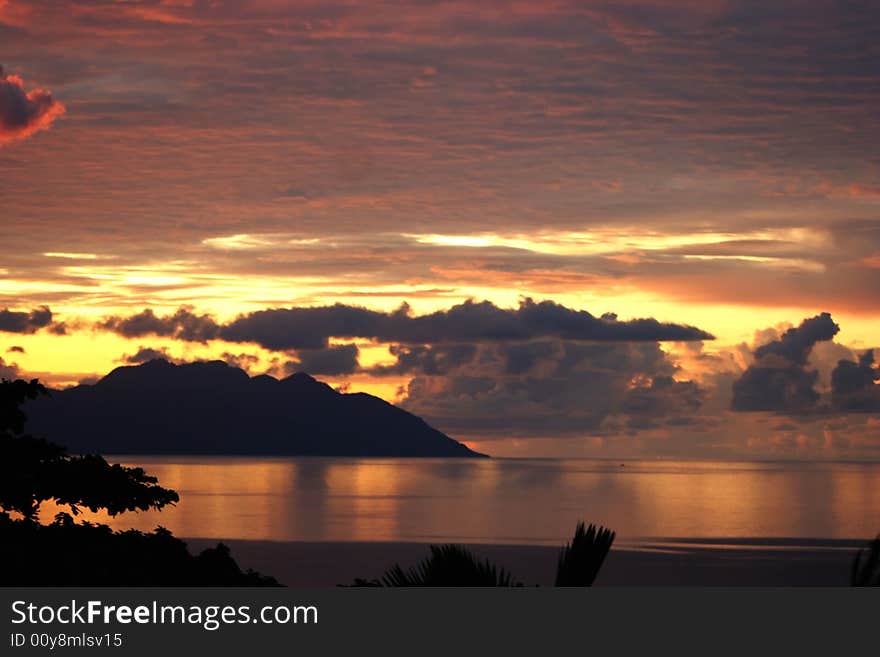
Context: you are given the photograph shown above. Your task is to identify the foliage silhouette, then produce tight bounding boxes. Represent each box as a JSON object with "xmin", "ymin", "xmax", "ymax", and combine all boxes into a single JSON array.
[
  {"xmin": 555, "ymin": 521, "xmax": 616, "ymax": 586},
  {"xmin": 346, "ymin": 522, "xmax": 615, "ymax": 587},
  {"xmin": 0, "ymin": 379, "xmax": 178, "ymax": 521},
  {"xmin": 0, "ymin": 511, "xmax": 279, "ymax": 585},
  {"xmin": 0, "ymin": 378, "xmax": 278, "ymax": 586},
  {"xmin": 851, "ymin": 534, "xmax": 880, "ymax": 586},
  {"xmin": 378, "ymin": 544, "xmax": 521, "ymax": 587}
]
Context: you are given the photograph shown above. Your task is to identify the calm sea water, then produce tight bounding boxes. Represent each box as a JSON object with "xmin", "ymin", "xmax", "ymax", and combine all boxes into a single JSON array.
[{"xmin": 69, "ymin": 457, "xmax": 880, "ymax": 545}]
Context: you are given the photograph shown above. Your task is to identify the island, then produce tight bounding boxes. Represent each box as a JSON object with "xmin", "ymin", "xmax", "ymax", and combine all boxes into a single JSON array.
[{"xmin": 24, "ymin": 359, "xmax": 487, "ymax": 458}]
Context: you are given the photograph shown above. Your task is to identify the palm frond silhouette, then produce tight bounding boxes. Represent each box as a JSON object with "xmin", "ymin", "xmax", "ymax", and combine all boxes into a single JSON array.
[
  {"xmin": 347, "ymin": 521, "xmax": 615, "ymax": 587},
  {"xmin": 380, "ymin": 544, "xmax": 520, "ymax": 587},
  {"xmin": 851, "ymin": 534, "xmax": 880, "ymax": 586},
  {"xmin": 554, "ymin": 521, "xmax": 616, "ymax": 586}
]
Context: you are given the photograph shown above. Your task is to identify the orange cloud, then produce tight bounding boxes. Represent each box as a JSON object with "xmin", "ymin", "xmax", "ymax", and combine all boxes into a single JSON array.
[
  {"xmin": 0, "ymin": 66, "xmax": 65, "ymax": 144},
  {"xmin": 842, "ymin": 184, "xmax": 880, "ymax": 199}
]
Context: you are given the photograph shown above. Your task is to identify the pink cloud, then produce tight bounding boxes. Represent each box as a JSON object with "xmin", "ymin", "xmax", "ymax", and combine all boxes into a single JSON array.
[{"xmin": 0, "ymin": 66, "xmax": 66, "ymax": 144}]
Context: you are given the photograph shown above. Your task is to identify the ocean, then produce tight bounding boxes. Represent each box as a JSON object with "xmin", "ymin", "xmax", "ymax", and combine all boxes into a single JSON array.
[{"xmin": 73, "ymin": 457, "xmax": 880, "ymax": 545}]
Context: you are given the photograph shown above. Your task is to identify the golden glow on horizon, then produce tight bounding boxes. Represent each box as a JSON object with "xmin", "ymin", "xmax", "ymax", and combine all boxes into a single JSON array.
[
  {"xmin": 2, "ymin": 225, "xmax": 867, "ymax": 348},
  {"xmin": 2, "ymin": 300, "xmax": 876, "ymax": 390},
  {"xmin": 1, "ymin": 329, "xmax": 408, "ymax": 394},
  {"xmin": 1, "ymin": 226, "xmax": 876, "ymax": 397}
]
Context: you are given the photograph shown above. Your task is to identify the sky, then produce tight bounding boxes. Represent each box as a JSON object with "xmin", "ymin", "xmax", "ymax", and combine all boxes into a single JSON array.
[{"xmin": 0, "ymin": 0, "xmax": 878, "ymax": 459}]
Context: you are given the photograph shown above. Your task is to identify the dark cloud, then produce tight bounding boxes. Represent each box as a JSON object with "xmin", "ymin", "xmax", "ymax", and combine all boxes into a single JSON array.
[
  {"xmin": 99, "ymin": 307, "xmax": 219, "ymax": 342},
  {"xmin": 205, "ymin": 299, "xmax": 712, "ymax": 350},
  {"xmin": 502, "ymin": 341, "xmax": 557, "ymax": 375},
  {"xmin": 94, "ymin": 299, "xmax": 713, "ymax": 438},
  {"xmin": 46, "ymin": 322, "xmax": 68, "ymax": 336},
  {"xmin": 731, "ymin": 313, "xmax": 840, "ymax": 413},
  {"xmin": 0, "ymin": 306, "xmax": 53, "ymax": 333},
  {"xmin": 831, "ymin": 350, "xmax": 880, "ymax": 412},
  {"xmin": 399, "ymin": 340, "xmax": 705, "ymax": 438},
  {"xmin": 220, "ymin": 352, "xmax": 260, "ymax": 372},
  {"xmin": 6, "ymin": 345, "xmax": 25, "ymax": 353},
  {"xmin": 753, "ymin": 313, "xmax": 840, "ymax": 365},
  {"xmin": 219, "ymin": 304, "xmax": 388, "ymax": 350},
  {"xmin": 121, "ymin": 346, "xmax": 173, "ymax": 364},
  {"xmin": 121, "ymin": 347, "xmax": 265, "ymax": 372},
  {"xmin": 287, "ymin": 344, "xmax": 360, "ymax": 376},
  {"xmin": 0, "ymin": 66, "xmax": 65, "ymax": 143},
  {"xmin": 368, "ymin": 344, "xmax": 478, "ymax": 376},
  {"xmin": 620, "ymin": 375, "xmax": 703, "ymax": 422}
]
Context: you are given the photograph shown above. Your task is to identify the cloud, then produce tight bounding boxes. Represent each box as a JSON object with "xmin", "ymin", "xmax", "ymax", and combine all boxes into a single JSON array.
[
  {"xmin": 121, "ymin": 345, "xmax": 173, "ymax": 364},
  {"xmin": 831, "ymin": 350, "xmax": 880, "ymax": 412},
  {"xmin": 97, "ymin": 300, "xmax": 713, "ymax": 351},
  {"xmin": 99, "ymin": 307, "xmax": 219, "ymax": 342},
  {"xmin": 0, "ymin": 65, "xmax": 65, "ymax": 144},
  {"xmin": 753, "ymin": 312, "xmax": 840, "ymax": 366},
  {"xmin": 219, "ymin": 304, "xmax": 388, "ymax": 350},
  {"xmin": 220, "ymin": 352, "xmax": 260, "ymax": 372},
  {"xmin": 3, "ymin": 0, "xmax": 880, "ymax": 321},
  {"xmin": 731, "ymin": 312, "xmax": 840, "ymax": 413},
  {"xmin": 0, "ymin": 306, "xmax": 53, "ymax": 333},
  {"xmin": 286, "ymin": 344, "xmax": 360, "ymax": 376},
  {"xmin": 398, "ymin": 340, "xmax": 706, "ymax": 438},
  {"xmin": 121, "ymin": 346, "xmax": 267, "ymax": 373},
  {"xmin": 90, "ymin": 299, "xmax": 716, "ymax": 439},
  {"xmin": 619, "ymin": 375, "xmax": 703, "ymax": 429},
  {"xmin": 6, "ymin": 345, "xmax": 25, "ymax": 353},
  {"xmin": 211, "ymin": 299, "xmax": 713, "ymax": 350},
  {"xmin": 368, "ymin": 344, "xmax": 478, "ymax": 376}
]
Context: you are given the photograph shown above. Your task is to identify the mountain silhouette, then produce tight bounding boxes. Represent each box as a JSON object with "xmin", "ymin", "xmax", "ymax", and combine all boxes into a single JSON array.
[{"xmin": 24, "ymin": 359, "xmax": 486, "ymax": 458}]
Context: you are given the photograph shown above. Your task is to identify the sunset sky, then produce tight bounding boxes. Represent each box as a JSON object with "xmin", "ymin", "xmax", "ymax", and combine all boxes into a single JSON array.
[{"xmin": 1, "ymin": 0, "xmax": 878, "ymax": 458}]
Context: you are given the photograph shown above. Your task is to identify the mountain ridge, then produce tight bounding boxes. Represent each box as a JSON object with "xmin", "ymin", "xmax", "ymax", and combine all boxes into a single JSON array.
[{"xmin": 24, "ymin": 359, "xmax": 487, "ymax": 458}]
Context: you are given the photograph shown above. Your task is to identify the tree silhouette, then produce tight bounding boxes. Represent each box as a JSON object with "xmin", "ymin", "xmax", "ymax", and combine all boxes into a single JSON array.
[
  {"xmin": 0, "ymin": 379, "xmax": 178, "ymax": 521},
  {"xmin": 0, "ymin": 378, "xmax": 277, "ymax": 586}
]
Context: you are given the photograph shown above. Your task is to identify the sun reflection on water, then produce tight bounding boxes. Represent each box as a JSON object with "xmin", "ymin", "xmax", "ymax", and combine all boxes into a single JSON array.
[{"xmin": 40, "ymin": 457, "xmax": 880, "ymax": 545}]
